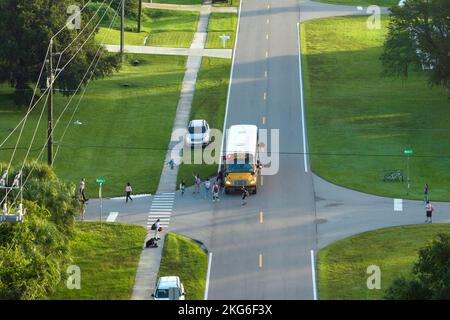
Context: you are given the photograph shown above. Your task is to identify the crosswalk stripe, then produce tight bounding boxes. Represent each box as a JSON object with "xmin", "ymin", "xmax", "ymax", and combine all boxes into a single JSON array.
[
  {"xmin": 148, "ymin": 212, "xmax": 171, "ymax": 215},
  {"xmin": 147, "ymin": 218, "xmax": 170, "ymax": 221},
  {"xmin": 150, "ymin": 208, "xmax": 172, "ymax": 212}
]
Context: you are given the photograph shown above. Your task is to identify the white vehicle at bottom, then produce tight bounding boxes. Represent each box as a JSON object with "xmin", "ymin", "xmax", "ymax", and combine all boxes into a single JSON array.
[{"xmin": 152, "ymin": 276, "xmax": 186, "ymax": 300}]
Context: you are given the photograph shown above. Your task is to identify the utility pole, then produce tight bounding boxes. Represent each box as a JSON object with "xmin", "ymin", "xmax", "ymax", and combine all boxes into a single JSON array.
[
  {"xmin": 120, "ymin": 0, "xmax": 125, "ymax": 56},
  {"xmin": 46, "ymin": 39, "xmax": 54, "ymax": 167},
  {"xmin": 138, "ymin": 0, "xmax": 142, "ymax": 33}
]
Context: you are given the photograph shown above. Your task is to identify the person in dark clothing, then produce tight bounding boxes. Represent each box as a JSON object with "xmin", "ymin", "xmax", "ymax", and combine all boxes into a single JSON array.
[
  {"xmin": 423, "ymin": 183, "xmax": 429, "ymax": 203},
  {"xmin": 125, "ymin": 182, "xmax": 133, "ymax": 203},
  {"xmin": 241, "ymin": 187, "xmax": 249, "ymax": 206}
]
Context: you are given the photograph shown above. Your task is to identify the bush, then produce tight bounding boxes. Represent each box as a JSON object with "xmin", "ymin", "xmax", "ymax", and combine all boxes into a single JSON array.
[{"xmin": 385, "ymin": 234, "xmax": 450, "ymax": 300}]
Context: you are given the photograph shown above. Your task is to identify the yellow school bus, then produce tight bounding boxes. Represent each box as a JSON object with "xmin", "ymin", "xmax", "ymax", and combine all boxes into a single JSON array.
[{"xmin": 223, "ymin": 125, "xmax": 259, "ymax": 194}]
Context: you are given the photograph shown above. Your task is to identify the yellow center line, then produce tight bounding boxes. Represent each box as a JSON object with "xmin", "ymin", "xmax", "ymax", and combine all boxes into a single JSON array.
[
  {"xmin": 260, "ymin": 176, "xmax": 264, "ymax": 186},
  {"xmin": 259, "ymin": 254, "xmax": 263, "ymax": 268},
  {"xmin": 260, "ymin": 210, "xmax": 264, "ymax": 224}
]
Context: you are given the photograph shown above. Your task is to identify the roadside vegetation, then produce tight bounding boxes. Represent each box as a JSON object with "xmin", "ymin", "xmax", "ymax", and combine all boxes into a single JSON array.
[
  {"xmin": 158, "ymin": 232, "xmax": 208, "ymax": 300},
  {"xmin": 301, "ymin": 16, "xmax": 450, "ymax": 201},
  {"xmin": 50, "ymin": 222, "xmax": 146, "ymax": 300},
  {"xmin": 0, "ymin": 164, "xmax": 80, "ymax": 299},
  {"xmin": 316, "ymin": 0, "xmax": 399, "ymax": 6},
  {"xmin": 318, "ymin": 224, "xmax": 450, "ymax": 299},
  {"xmin": 177, "ymin": 57, "xmax": 231, "ymax": 188},
  {"xmin": 205, "ymin": 12, "xmax": 238, "ymax": 49},
  {"xmin": 0, "ymin": 54, "xmax": 187, "ymax": 197},
  {"xmin": 97, "ymin": 8, "xmax": 200, "ymax": 47}
]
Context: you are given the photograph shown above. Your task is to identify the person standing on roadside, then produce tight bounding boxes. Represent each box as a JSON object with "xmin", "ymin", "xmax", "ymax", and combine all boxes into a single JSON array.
[
  {"xmin": 125, "ymin": 182, "xmax": 133, "ymax": 203},
  {"xmin": 79, "ymin": 178, "xmax": 88, "ymax": 202},
  {"xmin": 241, "ymin": 187, "xmax": 249, "ymax": 206},
  {"xmin": 180, "ymin": 180, "xmax": 186, "ymax": 196},
  {"xmin": 425, "ymin": 201, "xmax": 435, "ymax": 223},
  {"xmin": 204, "ymin": 179, "xmax": 211, "ymax": 199},
  {"xmin": 193, "ymin": 173, "xmax": 201, "ymax": 194},
  {"xmin": 423, "ymin": 183, "xmax": 429, "ymax": 203},
  {"xmin": 212, "ymin": 182, "xmax": 220, "ymax": 202}
]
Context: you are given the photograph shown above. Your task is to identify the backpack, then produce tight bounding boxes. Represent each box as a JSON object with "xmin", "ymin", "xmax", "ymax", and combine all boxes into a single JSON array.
[{"xmin": 151, "ymin": 223, "xmax": 157, "ymax": 230}]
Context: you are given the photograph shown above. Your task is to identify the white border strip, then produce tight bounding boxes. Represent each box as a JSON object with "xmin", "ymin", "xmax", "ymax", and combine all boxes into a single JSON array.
[
  {"xmin": 310, "ymin": 249, "xmax": 318, "ymax": 300},
  {"xmin": 204, "ymin": 252, "xmax": 213, "ymax": 300},
  {"xmin": 218, "ymin": 0, "xmax": 243, "ymax": 172},
  {"xmin": 106, "ymin": 212, "xmax": 119, "ymax": 222},
  {"xmin": 297, "ymin": 22, "xmax": 309, "ymax": 173}
]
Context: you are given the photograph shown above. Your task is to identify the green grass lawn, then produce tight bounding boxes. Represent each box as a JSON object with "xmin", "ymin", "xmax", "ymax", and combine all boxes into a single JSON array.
[
  {"xmin": 158, "ymin": 232, "xmax": 207, "ymax": 300},
  {"xmin": 301, "ymin": 16, "xmax": 450, "ymax": 201},
  {"xmin": 176, "ymin": 57, "xmax": 231, "ymax": 188},
  {"xmin": 213, "ymin": 0, "xmax": 240, "ymax": 7},
  {"xmin": 205, "ymin": 12, "xmax": 238, "ymax": 49},
  {"xmin": 0, "ymin": 54, "xmax": 186, "ymax": 197},
  {"xmin": 318, "ymin": 224, "xmax": 450, "ymax": 300},
  {"xmin": 49, "ymin": 222, "xmax": 146, "ymax": 300},
  {"xmin": 316, "ymin": 0, "xmax": 399, "ymax": 6},
  {"xmin": 97, "ymin": 8, "xmax": 199, "ymax": 47}
]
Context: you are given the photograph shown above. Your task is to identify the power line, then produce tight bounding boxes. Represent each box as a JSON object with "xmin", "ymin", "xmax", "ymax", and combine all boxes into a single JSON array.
[{"xmin": 2, "ymin": 0, "xmax": 124, "ymax": 207}]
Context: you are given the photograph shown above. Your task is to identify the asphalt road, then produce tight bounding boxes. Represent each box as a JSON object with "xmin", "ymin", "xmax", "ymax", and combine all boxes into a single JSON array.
[{"xmin": 205, "ymin": 0, "xmax": 316, "ymax": 300}]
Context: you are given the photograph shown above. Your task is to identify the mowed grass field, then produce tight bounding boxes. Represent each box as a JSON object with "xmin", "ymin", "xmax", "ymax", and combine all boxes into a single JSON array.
[
  {"xmin": 301, "ymin": 16, "xmax": 450, "ymax": 201},
  {"xmin": 97, "ymin": 9, "xmax": 199, "ymax": 47},
  {"xmin": 205, "ymin": 12, "xmax": 238, "ymax": 49},
  {"xmin": 50, "ymin": 222, "xmax": 146, "ymax": 300},
  {"xmin": 177, "ymin": 57, "xmax": 231, "ymax": 188},
  {"xmin": 318, "ymin": 224, "xmax": 450, "ymax": 300},
  {"xmin": 158, "ymin": 232, "xmax": 207, "ymax": 300},
  {"xmin": 0, "ymin": 54, "xmax": 186, "ymax": 197}
]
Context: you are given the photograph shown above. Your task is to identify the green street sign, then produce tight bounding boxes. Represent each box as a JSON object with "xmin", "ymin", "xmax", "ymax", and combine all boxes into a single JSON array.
[
  {"xmin": 403, "ymin": 149, "xmax": 413, "ymax": 155},
  {"xmin": 96, "ymin": 178, "xmax": 105, "ymax": 184}
]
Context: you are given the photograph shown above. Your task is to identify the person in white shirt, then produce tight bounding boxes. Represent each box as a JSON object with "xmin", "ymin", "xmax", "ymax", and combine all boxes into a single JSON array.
[
  {"xmin": 79, "ymin": 178, "xmax": 88, "ymax": 202},
  {"xmin": 125, "ymin": 182, "xmax": 133, "ymax": 203}
]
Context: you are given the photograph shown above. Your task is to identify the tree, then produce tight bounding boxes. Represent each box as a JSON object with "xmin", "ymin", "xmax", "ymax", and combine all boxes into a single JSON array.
[
  {"xmin": 385, "ymin": 233, "xmax": 450, "ymax": 299},
  {"xmin": 0, "ymin": 0, "xmax": 121, "ymax": 106},
  {"xmin": 381, "ymin": 0, "xmax": 450, "ymax": 99},
  {"xmin": 0, "ymin": 202, "xmax": 70, "ymax": 299}
]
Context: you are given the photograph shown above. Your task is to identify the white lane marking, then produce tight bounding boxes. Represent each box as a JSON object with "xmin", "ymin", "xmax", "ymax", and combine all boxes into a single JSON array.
[
  {"xmin": 267, "ymin": 18, "xmax": 269, "ymax": 24},
  {"xmin": 263, "ymin": 92, "xmax": 267, "ymax": 100},
  {"xmin": 148, "ymin": 211, "xmax": 172, "ymax": 215},
  {"xmin": 262, "ymin": 116, "xmax": 266, "ymax": 124},
  {"xmin": 266, "ymin": 34, "xmax": 269, "ymax": 40},
  {"xmin": 265, "ymin": 51, "xmax": 269, "ymax": 58},
  {"xmin": 311, "ymin": 249, "xmax": 318, "ymax": 300},
  {"xmin": 110, "ymin": 193, "xmax": 151, "ymax": 200},
  {"xmin": 218, "ymin": 0, "xmax": 243, "ymax": 172},
  {"xmin": 204, "ymin": 252, "xmax": 213, "ymax": 300},
  {"xmin": 106, "ymin": 212, "xmax": 119, "ymax": 222},
  {"xmin": 297, "ymin": 22, "xmax": 309, "ymax": 173},
  {"xmin": 264, "ymin": 70, "xmax": 268, "ymax": 78},
  {"xmin": 150, "ymin": 208, "xmax": 172, "ymax": 212},
  {"xmin": 394, "ymin": 199, "xmax": 403, "ymax": 211}
]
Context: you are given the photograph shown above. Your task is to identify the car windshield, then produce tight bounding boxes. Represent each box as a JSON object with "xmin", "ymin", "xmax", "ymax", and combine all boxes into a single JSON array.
[
  {"xmin": 188, "ymin": 125, "xmax": 206, "ymax": 134},
  {"xmin": 155, "ymin": 289, "xmax": 169, "ymax": 299},
  {"xmin": 226, "ymin": 163, "xmax": 254, "ymax": 173}
]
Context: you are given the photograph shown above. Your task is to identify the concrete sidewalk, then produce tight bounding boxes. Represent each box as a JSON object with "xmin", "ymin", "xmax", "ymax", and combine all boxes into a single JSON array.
[
  {"xmin": 130, "ymin": 5, "xmax": 213, "ymax": 301},
  {"xmin": 143, "ymin": 2, "xmax": 238, "ymax": 13},
  {"xmin": 105, "ymin": 45, "xmax": 232, "ymax": 59}
]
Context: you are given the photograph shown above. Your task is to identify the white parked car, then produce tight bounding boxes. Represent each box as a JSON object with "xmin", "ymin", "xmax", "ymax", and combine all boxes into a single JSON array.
[
  {"xmin": 186, "ymin": 119, "xmax": 211, "ymax": 147},
  {"xmin": 152, "ymin": 276, "xmax": 186, "ymax": 300}
]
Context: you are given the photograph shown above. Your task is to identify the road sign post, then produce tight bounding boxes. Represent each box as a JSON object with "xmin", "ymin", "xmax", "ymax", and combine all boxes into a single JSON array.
[
  {"xmin": 96, "ymin": 178, "xmax": 105, "ymax": 225},
  {"xmin": 219, "ymin": 34, "xmax": 230, "ymax": 49},
  {"xmin": 403, "ymin": 150, "xmax": 413, "ymax": 194}
]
